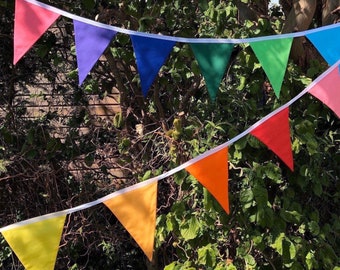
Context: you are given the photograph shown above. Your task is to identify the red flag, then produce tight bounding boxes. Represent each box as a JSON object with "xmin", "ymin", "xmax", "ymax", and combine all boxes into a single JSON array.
[
  {"xmin": 186, "ymin": 147, "xmax": 229, "ymax": 214},
  {"xmin": 308, "ymin": 65, "xmax": 340, "ymax": 118},
  {"xmin": 14, "ymin": 0, "xmax": 60, "ymax": 64},
  {"xmin": 250, "ymin": 107, "xmax": 294, "ymax": 171}
]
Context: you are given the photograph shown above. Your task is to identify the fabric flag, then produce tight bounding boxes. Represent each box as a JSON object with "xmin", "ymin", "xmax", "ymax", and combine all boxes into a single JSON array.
[
  {"xmin": 103, "ymin": 181, "xmax": 158, "ymax": 261},
  {"xmin": 74, "ymin": 20, "xmax": 117, "ymax": 85},
  {"xmin": 190, "ymin": 43, "xmax": 234, "ymax": 101},
  {"xmin": 13, "ymin": 0, "xmax": 60, "ymax": 64},
  {"xmin": 1, "ymin": 215, "xmax": 66, "ymax": 270},
  {"xmin": 250, "ymin": 107, "xmax": 294, "ymax": 170},
  {"xmin": 130, "ymin": 35, "xmax": 175, "ymax": 96},
  {"xmin": 185, "ymin": 147, "xmax": 229, "ymax": 214},
  {"xmin": 308, "ymin": 64, "xmax": 340, "ymax": 118},
  {"xmin": 306, "ymin": 26, "xmax": 340, "ymax": 65},
  {"xmin": 250, "ymin": 38, "xmax": 293, "ymax": 98}
]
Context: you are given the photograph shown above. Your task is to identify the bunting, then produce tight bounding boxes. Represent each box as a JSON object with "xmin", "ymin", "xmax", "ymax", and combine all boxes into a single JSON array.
[
  {"xmin": 74, "ymin": 20, "xmax": 117, "ymax": 85},
  {"xmin": 130, "ymin": 35, "xmax": 176, "ymax": 96},
  {"xmin": 1, "ymin": 58, "xmax": 339, "ymax": 264},
  {"xmin": 186, "ymin": 147, "xmax": 229, "ymax": 214},
  {"xmin": 13, "ymin": 0, "xmax": 60, "ymax": 64},
  {"xmin": 250, "ymin": 38, "xmax": 293, "ymax": 98},
  {"xmin": 190, "ymin": 43, "xmax": 234, "ymax": 101},
  {"xmin": 1, "ymin": 215, "xmax": 66, "ymax": 270},
  {"xmin": 308, "ymin": 64, "xmax": 340, "ymax": 118},
  {"xmin": 103, "ymin": 181, "xmax": 158, "ymax": 261},
  {"xmin": 250, "ymin": 107, "xmax": 294, "ymax": 171},
  {"xmin": 306, "ymin": 27, "xmax": 340, "ymax": 65},
  {"xmin": 6, "ymin": 0, "xmax": 340, "ymax": 266},
  {"xmin": 13, "ymin": 0, "xmax": 340, "ymax": 99}
]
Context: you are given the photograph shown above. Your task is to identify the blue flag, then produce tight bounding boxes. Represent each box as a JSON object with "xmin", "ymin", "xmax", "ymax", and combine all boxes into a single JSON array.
[
  {"xmin": 131, "ymin": 35, "xmax": 175, "ymax": 96},
  {"xmin": 306, "ymin": 26, "xmax": 340, "ymax": 65}
]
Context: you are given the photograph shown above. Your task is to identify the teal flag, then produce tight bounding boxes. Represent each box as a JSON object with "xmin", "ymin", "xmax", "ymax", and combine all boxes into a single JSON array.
[
  {"xmin": 250, "ymin": 38, "xmax": 293, "ymax": 98},
  {"xmin": 190, "ymin": 43, "xmax": 234, "ymax": 101}
]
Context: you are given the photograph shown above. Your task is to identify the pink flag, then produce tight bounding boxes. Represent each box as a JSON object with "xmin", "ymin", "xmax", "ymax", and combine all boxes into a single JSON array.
[
  {"xmin": 250, "ymin": 107, "xmax": 294, "ymax": 171},
  {"xmin": 13, "ymin": 0, "xmax": 60, "ymax": 64},
  {"xmin": 308, "ymin": 65, "xmax": 340, "ymax": 118}
]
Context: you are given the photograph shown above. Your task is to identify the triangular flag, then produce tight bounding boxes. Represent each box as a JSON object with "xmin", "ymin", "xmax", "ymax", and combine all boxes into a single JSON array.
[
  {"xmin": 185, "ymin": 147, "xmax": 229, "ymax": 214},
  {"xmin": 74, "ymin": 20, "xmax": 117, "ymax": 85},
  {"xmin": 308, "ymin": 64, "xmax": 340, "ymax": 118},
  {"xmin": 250, "ymin": 38, "xmax": 293, "ymax": 98},
  {"xmin": 190, "ymin": 43, "xmax": 234, "ymax": 101},
  {"xmin": 13, "ymin": 0, "xmax": 60, "ymax": 64},
  {"xmin": 250, "ymin": 107, "xmax": 294, "ymax": 170},
  {"xmin": 306, "ymin": 26, "xmax": 340, "ymax": 65},
  {"xmin": 130, "ymin": 35, "xmax": 175, "ymax": 96},
  {"xmin": 103, "ymin": 181, "xmax": 158, "ymax": 261},
  {"xmin": 2, "ymin": 215, "xmax": 66, "ymax": 270}
]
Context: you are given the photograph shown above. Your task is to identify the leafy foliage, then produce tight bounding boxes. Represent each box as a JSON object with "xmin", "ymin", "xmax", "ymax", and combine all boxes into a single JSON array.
[{"xmin": 0, "ymin": 0, "xmax": 339, "ymax": 269}]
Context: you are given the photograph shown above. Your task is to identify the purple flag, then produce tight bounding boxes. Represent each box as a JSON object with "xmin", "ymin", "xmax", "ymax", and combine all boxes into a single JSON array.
[
  {"xmin": 131, "ymin": 35, "xmax": 175, "ymax": 96},
  {"xmin": 74, "ymin": 20, "xmax": 117, "ymax": 85}
]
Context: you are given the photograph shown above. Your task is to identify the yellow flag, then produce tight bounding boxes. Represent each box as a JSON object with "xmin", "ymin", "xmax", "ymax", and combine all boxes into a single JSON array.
[
  {"xmin": 103, "ymin": 181, "xmax": 158, "ymax": 261},
  {"xmin": 2, "ymin": 215, "xmax": 66, "ymax": 270},
  {"xmin": 186, "ymin": 147, "xmax": 229, "ymax": 214}
]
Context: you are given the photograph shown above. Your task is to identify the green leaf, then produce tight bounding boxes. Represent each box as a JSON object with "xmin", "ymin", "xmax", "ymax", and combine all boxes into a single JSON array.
[
  {"xmin": 244, "ymin": 254, "xmax": 256, "ymax": 267},
  {"xmin": 142, "ymin": 170, "xmax": 152, "ymax": 181},
  {"xmin": 280, "ymin": 210, "xmax": 302, "ymax": 223},
  {"xmin": 82, "ymin": 0, "xmax": 96, "ymax": 10},
  {"xmin": 164, "ymin": 262, "xmax": 181, "ymax": 270},
  {"xmin": 240, "ymin": 188, "xmax": 254, "ymax": 209},
  {"xmin": 305, "ymin": 250, "xmax": 316, "ymax": 270},
  {"xmin": 197, "ymin": 244, "xmax": 217, "ymax": 267},
  {"xmin": 282, "ymin": 238, "xmax": 296, "ymax": 265},
  {"xmin": 313, "ymin": 182, "xmax": 323, "ymax": 197},
  {"xmin": 252, "ymin": 185, "xmax": 268, "ymax": 207},
  {"xmin": 308, "ymin": 221, "xmax": 320, "ymax": 236},
  {"xmin": 256, "ymin": 207, "xmax": 274, "ymax": 228},
  {"xmin": 271, "ymin": 232, "xmax": 285, "ymax": 255},
  {"xmin": 180, "ymin": 216, "xmax": 201, "ymax": 241},
  {"xmin": 264, "ymin": 163, "xmax": 282, "ymax": 183}
]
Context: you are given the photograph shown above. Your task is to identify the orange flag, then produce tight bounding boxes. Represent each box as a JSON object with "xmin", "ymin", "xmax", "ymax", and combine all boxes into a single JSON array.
[
  {"xmin": 250, "ymin": 107, "xmax": 294, "ymax": 171},
  {"xmin": 103, "ymin": 181, "xmax": 158, "ymax": 261},
  {"xmin": 185, "ymin": 147, "xmax": 229, "ymax": 214},
  {"xmin": 1, "ymin": 215, "xmax": 66, "ymax": 270}
]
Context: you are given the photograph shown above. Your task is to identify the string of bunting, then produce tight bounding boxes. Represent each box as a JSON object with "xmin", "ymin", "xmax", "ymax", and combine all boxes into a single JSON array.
[
  {"xmin": 4, "ymin": 0, "xmax": 340, "ymax": 269},
  {"xmin": 15, "ymin": 0, "xmax": 340, "ymax": 98}
]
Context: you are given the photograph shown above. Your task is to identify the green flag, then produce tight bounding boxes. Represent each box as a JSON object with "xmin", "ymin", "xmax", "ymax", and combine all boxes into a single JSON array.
[
  {"xmin": 250, "ymin": 38, "xmax": 293, "ymax": 98},
  {"xmin": 190, "ymin": 43, "xmax": 234, "ymax": 101}
]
